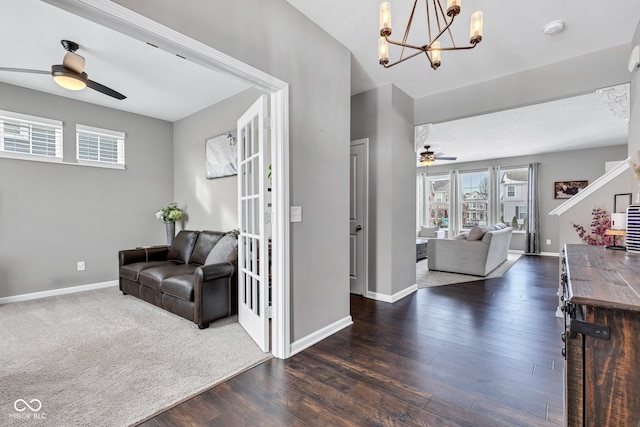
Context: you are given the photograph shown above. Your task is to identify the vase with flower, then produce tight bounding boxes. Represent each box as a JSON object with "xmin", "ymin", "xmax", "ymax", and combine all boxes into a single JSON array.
[{"xmin": 155, "ymin": 202, "xmax": 183, "ymax": 245}]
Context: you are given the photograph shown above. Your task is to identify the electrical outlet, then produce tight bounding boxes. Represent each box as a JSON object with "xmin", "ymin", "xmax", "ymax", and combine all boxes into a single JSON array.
[
  {"xmin": 77, "ymin": 261, "xmax": 85, "ymax": 271},
  {"xmin": 546, "ymin": 239, "xmax": 551, "ymax": 245}
]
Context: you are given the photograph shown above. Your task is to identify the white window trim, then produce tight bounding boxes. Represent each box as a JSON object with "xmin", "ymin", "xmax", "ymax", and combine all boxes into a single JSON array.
[
  {"xmin": 0, "ymin": 110, "xmax": 63, "ymax": 163},
  {"xmin": 76, "ymin": 124, "xmax": 125, "ymax": 170}
]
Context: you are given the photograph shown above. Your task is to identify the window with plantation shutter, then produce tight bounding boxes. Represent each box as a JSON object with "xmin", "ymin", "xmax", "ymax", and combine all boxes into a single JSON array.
[
  {"xmin": 76, "ymin": 124, "xmax": 125, "ymax": 169},
  {"xmin": 0, "ymin": 110, "xmax": 63, "ymax": 162}
]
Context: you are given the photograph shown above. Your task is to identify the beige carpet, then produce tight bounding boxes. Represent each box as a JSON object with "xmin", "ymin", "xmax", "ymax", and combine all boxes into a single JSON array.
[
  {"xmin": 417, "ymin": 252, "xmax": 522, "ymax": 288},
  {"xmin": 0, "ymin": 287, "xmax": 271, "ymax": 426}
]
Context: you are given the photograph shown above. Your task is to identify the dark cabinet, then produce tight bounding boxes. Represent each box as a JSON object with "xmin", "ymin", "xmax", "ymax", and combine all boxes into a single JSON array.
[{"xmin": 562, "ymin": 244, "xmax": 640, "ymax": 426}]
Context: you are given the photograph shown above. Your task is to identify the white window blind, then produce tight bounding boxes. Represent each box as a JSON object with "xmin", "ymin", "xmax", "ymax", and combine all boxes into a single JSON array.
[
  {"xmin": 76, "ymin": 124, "xmax": 125, "ymax": 169},
  {"xmin": 0, "ymin": 110, "xmax": 63, "ymax": 162}
]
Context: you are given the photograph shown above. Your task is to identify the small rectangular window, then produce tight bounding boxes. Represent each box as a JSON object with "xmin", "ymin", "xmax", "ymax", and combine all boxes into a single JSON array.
[
  {"xmin": 0, "ymin": 110, "xmax": 63, "ymax": 162},
  {"xmin": 76, "ymin": 124, "xmax": 125, "ymax": 169}
]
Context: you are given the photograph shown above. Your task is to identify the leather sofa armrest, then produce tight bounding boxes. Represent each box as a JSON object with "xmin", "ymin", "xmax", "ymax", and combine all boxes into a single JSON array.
[
  {"xmin": 194, "ymin": 261, "xmax": 238, "ymax": 328},
  {"xmin": 195, "ymin": 261, "xmax": 235, "ymax": 284},
  {"xmin": 118, "ymin": 246, "xmax": 169, "ymax": 267}
]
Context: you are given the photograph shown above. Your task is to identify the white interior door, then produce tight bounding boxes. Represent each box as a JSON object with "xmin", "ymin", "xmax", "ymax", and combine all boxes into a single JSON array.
[
  {"xmin": 350, "ymin": 140, "xmax": 367, "ymax": 295},
  {"xmin": 238, "ymin": 95, "xmax": 269, "ymax": 352}
]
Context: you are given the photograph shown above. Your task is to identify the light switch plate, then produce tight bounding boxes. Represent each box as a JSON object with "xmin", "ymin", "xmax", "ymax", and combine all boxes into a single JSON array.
[{"xmin": 291, "ymin": 206, "xmax": 302, "ymax": 223}]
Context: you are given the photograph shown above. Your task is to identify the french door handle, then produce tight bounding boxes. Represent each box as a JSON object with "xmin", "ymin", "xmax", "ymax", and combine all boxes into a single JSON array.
[{"xmin": 355, "ymin": 225, "xmax": 363, "ymax": 231}]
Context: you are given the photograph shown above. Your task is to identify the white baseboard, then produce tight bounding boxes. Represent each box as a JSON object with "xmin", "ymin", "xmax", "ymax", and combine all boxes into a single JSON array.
[
  {"xmin": 289, "ymin": 315, "xmax": 353, "ymax": 357},
  {"xmin": 540, "ymin": 251, "xmax": 560, "ymax": 257},
  {"xmin": 367, "ymin": 284, "xmax": 418, "ymax": 303},
  {"xmin": 0, "ymin": 280, "xmax": 118, "ymax": 305}
]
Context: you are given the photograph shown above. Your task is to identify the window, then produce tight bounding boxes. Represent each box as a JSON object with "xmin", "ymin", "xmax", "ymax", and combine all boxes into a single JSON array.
[
  {"xmin": 76, "ymin": 124, "xmax": 125, "ymax": 168},
  {"xmin": 460, "ymin": 170, "xmax": 489, "ymax": 229},
  {"xmin": 417, "ymin": 174, "xmax": 450, "ymax": 229},
  {"xmin": 0, "ymin": 110, "xmax": 62, "ymax": 162},
  {"xmin": 500, "ymin": 167, "xmax": 528, "ymax": 230}
]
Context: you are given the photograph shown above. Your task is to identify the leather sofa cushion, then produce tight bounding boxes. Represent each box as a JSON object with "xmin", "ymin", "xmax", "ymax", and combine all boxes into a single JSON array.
[
  {"xmin": 120, "ymin": 261, "xmax": 172, "ymax": 282},
  {"xmin": 161, "ymin": 274, "xmax": 194, "ymax": 301},
  {"xmin": 189, "ymin": 231, "xmax": 224, "ymax": 265},
  {"xmin": 205, "ymin": 233, "xmax": 238, "ymax": 264},
  {"xmin": 167, "ymin": 230, "xmax": 199, "ymax": 264},
  {"xmin": 139, "ymin": 263, "xmax": 197, "ymax": 290}
]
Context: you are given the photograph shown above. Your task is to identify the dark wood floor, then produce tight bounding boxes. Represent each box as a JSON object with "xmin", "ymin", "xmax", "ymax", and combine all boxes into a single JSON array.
[{"xmin": 140, "ymin": 255, "xmax": 564, "ymax": 426}]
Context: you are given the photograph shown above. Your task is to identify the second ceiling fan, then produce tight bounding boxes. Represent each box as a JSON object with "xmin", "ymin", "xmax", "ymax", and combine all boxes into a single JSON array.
[{"xmin": 419, "ymin": 145, "xmax": 457, "ymax": 166}]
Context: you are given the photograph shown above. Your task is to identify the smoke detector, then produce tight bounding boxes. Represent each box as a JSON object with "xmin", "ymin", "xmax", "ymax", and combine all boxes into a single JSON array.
[{"xmin": 543, "ymin": 20, "xmax": 565, "ymax": 35}]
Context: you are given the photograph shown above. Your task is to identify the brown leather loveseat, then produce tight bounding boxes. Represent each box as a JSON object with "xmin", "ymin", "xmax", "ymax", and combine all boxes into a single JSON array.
[{"xmin": 118, "ymin": 230, "xmax": 238, "ymax": 329}]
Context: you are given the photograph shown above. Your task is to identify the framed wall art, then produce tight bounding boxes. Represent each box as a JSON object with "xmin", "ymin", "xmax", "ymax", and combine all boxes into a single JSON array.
[
  {"xmin": 205, "ymin": 130, "xmax": 237, "ymax": 179},
  {"xmin": 554, "ymin": 180, "xmax": 588, "ymax": 199}
]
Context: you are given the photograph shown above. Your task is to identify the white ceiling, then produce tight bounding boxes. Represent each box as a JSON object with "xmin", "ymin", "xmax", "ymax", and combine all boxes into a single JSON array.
[
  {"xmin": 0, "ymin": 0, "xmax": 250, "ymax": 122},
  {"xmin": 416, "ymin": 85, "xmax": 630, "ymax": 165},
  {"xmin": 285, "ymin": 0, "xmax": 640, "ymax": 164},
  {"xmin": 0, "ymin": 1, "xmax": 639, "ymax": 162},
  {"xmin": 285, "ymin": 0, "xmax": 640, "ymax": 99}
]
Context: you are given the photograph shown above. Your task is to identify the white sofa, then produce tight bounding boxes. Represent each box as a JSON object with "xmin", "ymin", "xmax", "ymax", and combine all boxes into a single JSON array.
[{"xmin": 427, "ymin": 224, "xmax": 513, "ymax": 276}]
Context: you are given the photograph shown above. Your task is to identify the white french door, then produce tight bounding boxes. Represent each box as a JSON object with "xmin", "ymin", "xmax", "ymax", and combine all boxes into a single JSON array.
[{"xmin": 237, "ymin": 95, "xmax": 270, "ymax": 352}]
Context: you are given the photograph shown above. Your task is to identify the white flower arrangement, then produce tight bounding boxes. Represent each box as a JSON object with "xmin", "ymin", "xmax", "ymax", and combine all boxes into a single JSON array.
[{"xmin": 155, "ymin": 202, "xmax": 183, "ymax": 223}]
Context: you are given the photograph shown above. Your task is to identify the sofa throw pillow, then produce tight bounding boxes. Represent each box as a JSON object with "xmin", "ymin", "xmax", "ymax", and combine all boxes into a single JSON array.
[
  {"xmin": 205, "ymin": 233, "xmax": 238, "ymax": 265},
  {"xmin": 454, "ymin": 232, "xmax": 468, "ymax": 240},
  {"xmin": 419, "ymin": 226, "xmax": 439, "ymax": 238},
  {"xmin": 494, "ymin": 222, "xmax": 508, "ymax": 229},
  {"xmin": 466, "ymin": 226, "xmax": 485, "ymax": 241},
  {"xmin": 167, "ymin": 230, "xmax": 200, "ymax": 264}
]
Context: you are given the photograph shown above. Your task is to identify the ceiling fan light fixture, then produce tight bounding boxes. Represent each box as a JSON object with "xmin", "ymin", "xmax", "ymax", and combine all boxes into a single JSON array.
[
  {"xmin": 51, "ymin": 65, "xmax": 87, "ymax": 91},
  {"xmin": 419, "ymin": 151, "xmax": 436, "ymax": 166}
]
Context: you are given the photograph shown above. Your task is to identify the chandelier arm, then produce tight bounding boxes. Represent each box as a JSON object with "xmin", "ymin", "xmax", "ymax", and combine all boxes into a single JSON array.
[
  {"xmin": 385, "ymin": 36, "xmax": 427, "ymax": 52},
  {"xmin": 432, "ymin": 0, "xmax": 443, "ymax": 35},
  {"xmin": 434, "ymin": 44, "xmax": 478, "ymax": 51},
  {"xmin": 425, "ymin": 14, "xmax": 455, "ymax": 49},
  {"xmin": 400, "ymin": 0, "xmax": 420, "ymax": 62},
  {"xmin": 382, "ymin": 48, "xmax": 428, "ymax": 68},
  {"xmin": 426, "ymin": 0, "xmax": 433, "ymax": 44}
]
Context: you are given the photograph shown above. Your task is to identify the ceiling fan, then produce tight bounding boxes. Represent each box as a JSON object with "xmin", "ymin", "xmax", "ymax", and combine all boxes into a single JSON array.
[
  {"xmin": 0, "ymin": 40, "xmax": 126, "ymax": 100},
  {"xmin": 418, "ymin": 145, "xmax": 457, "ymax": 166}
]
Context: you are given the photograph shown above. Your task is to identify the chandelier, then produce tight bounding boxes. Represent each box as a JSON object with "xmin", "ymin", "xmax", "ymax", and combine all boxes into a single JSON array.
[{"xmin": 378, "ymin": 0, "xmax": 484, "ymax": 70}]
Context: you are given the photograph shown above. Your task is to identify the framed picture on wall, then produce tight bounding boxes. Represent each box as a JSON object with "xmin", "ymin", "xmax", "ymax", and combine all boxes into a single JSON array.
[
  {"xmin": 205, "ymin": 130, "xmax": 237, "ymax": 179},
  {"xmin": 554, "ymin": 180, "xmax": 588, "ymax": 199}
]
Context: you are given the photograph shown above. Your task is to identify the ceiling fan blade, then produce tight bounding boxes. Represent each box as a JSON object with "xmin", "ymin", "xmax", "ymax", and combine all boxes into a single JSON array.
[
  {"xmin": 86, "ymin": 79, "xmax": 126, "ymax": 100},
  {"xmin": 436, "ymin": 156, "xmax": 457, "ymax": 161},
  {"xmin": 0, "ymin": 67, "xmax": 49, "ymax": 75}
]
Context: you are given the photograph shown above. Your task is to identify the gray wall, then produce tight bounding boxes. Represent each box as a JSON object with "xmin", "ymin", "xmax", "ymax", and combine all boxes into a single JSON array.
[
  {"xmin": 631, "ymin": 21, "xmax": 640, "ymax": 159},
  {"xmin": 0, "ymin": 82, "xmax": 173, "ymax": 298},
  {"xmin": 421, "ymin": 145, "xmax": 628, "ymax": 254},
  {"xmin": 351, "ymin": 84, "xmax": 416, "ymax": 297},
  {"xmin": 174, "ymin": 88, "xmax": 263, "ymax": 231},
  {"xmin": 414, "ymin": 45, "xmax": 632, "ymax": 126},
  {"xmin": 114, "ymin": 0, "xmax": 352, "ymax": 342}
]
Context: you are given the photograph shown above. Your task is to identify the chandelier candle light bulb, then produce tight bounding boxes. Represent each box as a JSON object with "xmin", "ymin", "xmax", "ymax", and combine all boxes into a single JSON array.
[
  {"xmin": 430, "ymin": 41, "xmax": 441, "ymax": 68},
  {"xmin": 470, "ymin": 11, "xmax": 484, "ymax": 44},
  {"xmin": 379, "ymin": 2, "xmax": 392, "ymax": 35}
]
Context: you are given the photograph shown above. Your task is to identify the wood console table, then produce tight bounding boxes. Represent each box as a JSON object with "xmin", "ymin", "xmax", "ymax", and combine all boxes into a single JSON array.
[{"xmin": 561, "ymin": 244, "xmax": 640, "ymax": 426}]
